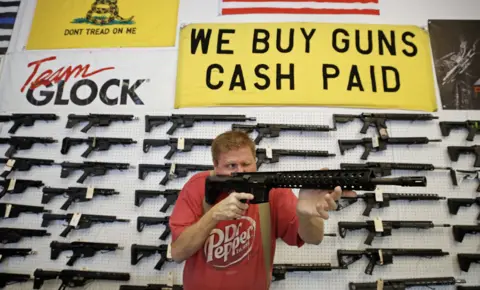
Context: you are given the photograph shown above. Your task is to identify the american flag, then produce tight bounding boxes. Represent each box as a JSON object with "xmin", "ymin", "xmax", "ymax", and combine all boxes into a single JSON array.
[
  {"xmin": 0, "ymin": 0, "xmax": 20, "ymax": 56},
  {"xmin": 220, "ymin": 0, "xmax": 380, "ymax": 16}
]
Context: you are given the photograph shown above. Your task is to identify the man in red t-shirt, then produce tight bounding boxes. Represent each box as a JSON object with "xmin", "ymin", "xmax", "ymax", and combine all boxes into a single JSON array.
[{"xmin": 169, "ymin": 131, "xmax": 354, "ymax": 290}]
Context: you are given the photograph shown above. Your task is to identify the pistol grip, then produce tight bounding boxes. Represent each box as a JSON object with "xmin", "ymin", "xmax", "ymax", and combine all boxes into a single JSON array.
[
  {"xmin": 160, "ymin": 227, "xmax": 170, "ymax": 240},
  {"xmin": 365, "ymin": 258, "xmax": 376, "ymax": 275},
  {"xmin": 60, "ymin": 198, "xmax": 74, "ymax": 211},
  {"xmin": 159, "ymin": 174, "xmax": 169, "ymax": 186},
  {"xmin": 159, "ymin": 203, "xmax": 170, "ymax": 213},
  {"xmin": 360, "ymin": 147, "xmax": 371, "ymax": 160},
  {"xmin": 364, "ymin": 232, "xmax": 375, "ymax": 245},
  {"xmin": 164, "ymin": 147, "xmax": 176, "ymax": 159},
  {"xmin": 4, "ymin": 145, "xmax": 17, "ymax": 158},
  {"xmin": 254, "ymin": 134, "xmax": 263, "ymax": 145},
  {"xmin": 362, "ymin": 204, "xmax": 373, "ymax": 217},
  {"xmin": 474, "ymin": 154, "xmax": 480, "ymax": 167},
  {"xmin": 81, "ymin": 122, "xmax": 94, "ymax": 133},
  {"xmin": 60, "ymin": 226, "xmax": 74, "ymax": 238},
  {"xmin": 166, "ymin": 123, "xmax": 178, "ymax": 135},
  {"xmin": 8, "ymin": 122, "xmax": 22, "ymax": 134},
  {"xmin": 256, "ymin": 159, "xmax": 263, "ymax": 170},
  {"xmin": 81, "ymin": 146, "xmax": 94, "ymax": 158},
  {"xmin": 360, "ymin": 121, "xmax": 370, "ymax": 134},
  {"xmin": 154, "ymin": 255, "xmax": 166, "ymax": 270},
  {"xmin": 66, "ymin": 253, "xmax": 80, "ymax": 266},
  {"xmin": 466, "ymin": 128, "xmax": 476, "ymax": 141},
  {"xmin": 77, "ymin": 172, "xmax": 89, "ymax": 184}
]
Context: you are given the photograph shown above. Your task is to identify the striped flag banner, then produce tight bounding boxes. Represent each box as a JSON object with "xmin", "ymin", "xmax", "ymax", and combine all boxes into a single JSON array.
[
  {"xmin": 0, "ymin": 0, "xmax": 21, "ymax": 55},
  {"xmin": 220, "ymin": 0, "xmax": 380, "ymax": 16}
]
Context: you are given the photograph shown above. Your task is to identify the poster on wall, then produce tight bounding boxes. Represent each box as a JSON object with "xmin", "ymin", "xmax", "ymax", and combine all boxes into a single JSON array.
[
  {"xmin": 175, "ymin": 22, "xmax": 437, "ymax": 111},
  {"xmin": 26, "ymin": 0, "xmax": 179, "ymax": 50},
  {"xmin": 220, "ymin": 0, "xmax": 380, "ymax": 16},
  {"xmin": 429, "ymin": 19, "xmax": 480, "ymax": 110},
  {"xmin": 0, "ymin": 50, "xmax": 178, "ymax": 112}
]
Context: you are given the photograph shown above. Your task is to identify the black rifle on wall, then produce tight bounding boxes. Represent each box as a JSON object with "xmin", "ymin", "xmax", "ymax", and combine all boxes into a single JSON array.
[
  {"xmin": 0, "ymin": 113, "xmax": 58, "ymax": 134},
  {"xmin": 338, "ymin": 137, "xmax": 442, "ymax": 160},
  {"xmin": 145, "ymin": 114, "xmax": 256, "ymax": 134},
  {"xmin": 333, "ymin": 113, "xmax": 438, "ymax": 139}
]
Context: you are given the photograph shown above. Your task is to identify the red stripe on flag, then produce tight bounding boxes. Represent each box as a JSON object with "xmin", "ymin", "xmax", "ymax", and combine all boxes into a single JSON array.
[
  {"xmin": 222, "ymin": 7, "xmax": 380, "ymax": 15},
  {"xmin": 223, "ymin": 0, "xmax": 378, "ymax": 2}
]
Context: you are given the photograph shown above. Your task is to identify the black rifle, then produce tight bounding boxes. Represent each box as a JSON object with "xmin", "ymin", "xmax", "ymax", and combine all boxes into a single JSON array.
[
  {"xmin": 348, "ymin": 277, "xmax": 466, "ymax": 290},
  {"xmin": 0, "ymin": 272, "xmax": 32, "ymax": 288},
  {"xmin": 0, "ymin": 113, "xmax": 58, "ymax": 134},
  {"xmin": 61, "ymin": 137, "xmax": 137, "ymax": 158},
  {"xmin": 457, "ymin": 286, "xmax": 480, "ymax": 289},
  {"xmin": 338, "ymin": 137, "xmax": 442, "ymax": 160},
  {"xmin": 0, "ymin": 227, "xmax": 51, "ymax": 244},
  {"xmin": 137, "ymin": 216, "xmax": 170, "ymax": 240},
  {"xmin": 0, "ymin": 136, "xmax": 58, "ymax": 157},
  {"xmin": 448, "ymin": 197, "xmax": 480, "ymax": 221},
  {"xmin": 338, "ymin": 192, "xmax": 446, "ymax": 216},
  {"xmin": 33, "ymin": 269, "xmax": 130, "ymax": 290},
  {"xmin": 135, "ymin": 189, "xmax": 180, "ymax": 212},
  {"xmin": 41, "ymin": 213, "xmax": 130, "ymax": 238},
  {"xmin": 120, "ymin": 284, "xmax": 184, "ymax": 290},
  {"xmin": 205, "ymin": 169, "xmax": 426, "ymax": 205},
  {"xmin": 339, "ymin": 162, "xmax": 457, "ymax": 186},
  {"xmin": 456, "ymin": 169, "xmax": 480, "ymax": 192},
  {"xmin": 41, "ymin": 187, "xmax": 120, "ymax": 210},
  {"xmin": 256, "ymin": 148, "xmax": 335, "ymax": 169},
  {"xmin": 0, "ymin": 157, "xmax": 56, "ymax": 178},
  {"xmin": 138, "ymin": 163, "xmax": 213, "ymax": 186},
  {"xmin": 50, "ymin": 240, "xmax": 123, "ymax": 266},
  {"xmin": 338, "ymin": 220, "xmax": 450, "ymax": 245},
  {"xmin": 60, "ymin": 161, "xmax": 132, "ymax": 183},
  {"xmin": 0, "ymin": 203, "xmax": 50, "ymax": 219},
  {"xmin": 145, "ymin": 114, "xmax": 256, "ymax": 134},
  {"xmin": 66, "ymin": 113, "xmax": 138, "ymax": 133},
  {"xmin": 458, "ymin": 253, "xmax": 480, "ymax": 272},
  {"xmin": 448, "ymin": 145, "xmax": 480, "ymax": 167},
  {"xmin": 337, "ymin": 248, "xmax": 449, "ymax": 275},
  {"xmin": 272, "ymin": 263, "xmax": 346, "ymax": 281},
  {"xmin": 131, "ymin": 244, "xmax": 170, "ymax": 270},
  {"xmin": 440, "ymin": 120, "xmax": 480, "ymax": 141},
  {"xmin": 333, "ymin": 113, "xmax": 438, "ymax": 139},
  {"xmin": 143, "ymin": 138, "xmax": 213, "ymax": 159},
  {"xmin": 0, "ymin": 248, "xmax": 36, "ymax": 263},
  {"xmin": 452, "ymin": 225, "xmax": 480, "ymax": 242},
  {"xmin": 0, "ymin": 178, "xmax": 44, "ymax": 199},
  {"xmin": 232, "ymin": 123, "xmax": 334, "ymax": 145}
]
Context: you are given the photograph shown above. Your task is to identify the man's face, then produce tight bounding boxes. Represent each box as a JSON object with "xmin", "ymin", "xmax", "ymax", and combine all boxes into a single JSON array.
[{"xmin": 214, "ymin": 146, "xmax": 257, "ymax": 175}]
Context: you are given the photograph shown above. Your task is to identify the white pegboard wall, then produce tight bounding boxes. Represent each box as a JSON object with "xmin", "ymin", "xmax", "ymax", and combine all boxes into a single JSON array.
[{"xmin": 0, "ymin": 108, "xmax": 478, "ymax": 290}]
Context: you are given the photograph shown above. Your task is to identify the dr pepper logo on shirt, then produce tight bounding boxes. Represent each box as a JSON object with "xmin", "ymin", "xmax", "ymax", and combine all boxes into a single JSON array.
[{"xmin": 204, "ymin": 217, "xmax": 256, "ymax": 268}]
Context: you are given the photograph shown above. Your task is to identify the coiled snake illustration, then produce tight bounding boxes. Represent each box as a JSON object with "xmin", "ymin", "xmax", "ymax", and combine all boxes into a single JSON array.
[{"xmin": 86, "ymin": 0, "xmax": 134, "ymax": 25}]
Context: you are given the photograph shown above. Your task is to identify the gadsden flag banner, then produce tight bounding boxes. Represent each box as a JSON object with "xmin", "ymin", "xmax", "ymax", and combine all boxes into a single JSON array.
[
  {"xmin": 175, "ymin": 22, "xmax": 437, "ymax": 111},
  {"xmin": 220, "ymin": 0, "xmax": 380, "ymax": 16},
  {"xmin": 26, "ymin": 0, "xmax": 179, "ymax": 49}
]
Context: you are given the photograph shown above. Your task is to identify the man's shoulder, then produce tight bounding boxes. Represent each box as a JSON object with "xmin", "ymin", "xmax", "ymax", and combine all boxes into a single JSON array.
[{"xmin": 183, "ymin": 170, "xmax": 211, "ymax": 188}]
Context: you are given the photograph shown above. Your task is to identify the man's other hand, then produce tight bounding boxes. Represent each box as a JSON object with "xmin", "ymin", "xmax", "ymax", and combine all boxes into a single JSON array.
[{"xmin": 212, "ymin": 192, "xmax": 254, "ymax": 221}]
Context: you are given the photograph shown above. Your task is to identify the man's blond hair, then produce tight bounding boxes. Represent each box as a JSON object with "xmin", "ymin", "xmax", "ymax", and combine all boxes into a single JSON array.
[{"xmin": 211, "ymin": 130, "xmax": 255, "ymax": 163}]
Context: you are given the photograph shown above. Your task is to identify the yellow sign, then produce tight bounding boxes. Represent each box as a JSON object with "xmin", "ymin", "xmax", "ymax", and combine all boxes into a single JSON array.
[
  {"xmin": 175, "ymin": 23, "xmax": 437, "ymax": 111},
  {"xmin": 27, "ymin": 0, "xmax": 179, "ymax": 49}
]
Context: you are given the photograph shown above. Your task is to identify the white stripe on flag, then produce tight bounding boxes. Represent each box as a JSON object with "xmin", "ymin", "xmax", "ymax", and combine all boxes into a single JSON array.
[
  {"xmin": 0, "ymin": 6, "xmax": 19, "ymax": 13},
  {"xmin": 221, "ymin": 1, "xmax": 379, "ymax": 10}
]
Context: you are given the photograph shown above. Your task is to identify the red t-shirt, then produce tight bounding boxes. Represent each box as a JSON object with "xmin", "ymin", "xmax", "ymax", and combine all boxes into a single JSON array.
[{"xmin": 169, "ymin": 171, "xmax": 304, "ymax": 290}]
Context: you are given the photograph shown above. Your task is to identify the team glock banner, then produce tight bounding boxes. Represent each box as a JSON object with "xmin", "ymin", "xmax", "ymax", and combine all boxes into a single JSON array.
[
  {"xmin": 175, "ymin": 22, "xmax": 437, "ymax": 111},
  {"xmin": 26, "ymin": 0, "xmax": 179, "ymax": 50}
]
